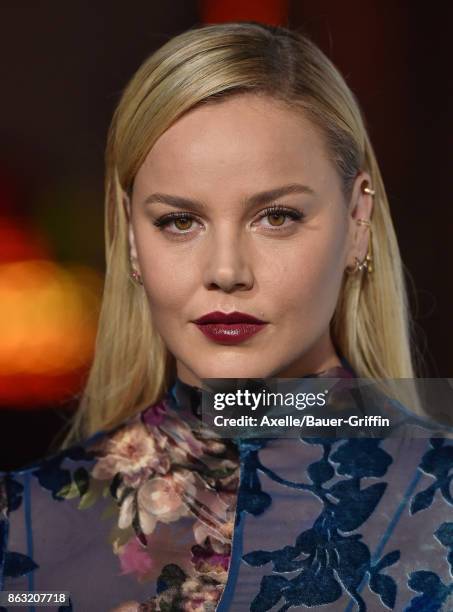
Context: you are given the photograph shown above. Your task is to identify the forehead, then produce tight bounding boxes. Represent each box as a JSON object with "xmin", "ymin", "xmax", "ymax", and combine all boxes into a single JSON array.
[{"xmin": 134, "ymin": 94, "xmax": 333, "ymax": 196}]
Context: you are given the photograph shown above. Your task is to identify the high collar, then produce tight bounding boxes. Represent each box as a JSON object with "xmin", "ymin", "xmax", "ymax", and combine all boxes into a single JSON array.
[{"xmin": 168, "ymin": 358, "xmax": 356, "ymax": 420}]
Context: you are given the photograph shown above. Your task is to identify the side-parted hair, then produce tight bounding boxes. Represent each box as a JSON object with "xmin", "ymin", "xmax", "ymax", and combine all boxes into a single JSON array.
[{"xmin": 60, "ymin": 22, "xmax": 418, "ymax": 448}]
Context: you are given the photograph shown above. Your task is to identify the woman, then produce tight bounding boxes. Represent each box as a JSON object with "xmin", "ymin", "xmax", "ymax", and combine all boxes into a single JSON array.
[{"xmin": 1, "ymin": 22, "xmax": 451, "ymax": 612}]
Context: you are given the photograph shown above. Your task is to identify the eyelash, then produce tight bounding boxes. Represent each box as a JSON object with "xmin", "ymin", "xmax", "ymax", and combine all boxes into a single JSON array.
[{"xmin": 152, "ymin": 205, "xmax": 305, "ymax": 233}]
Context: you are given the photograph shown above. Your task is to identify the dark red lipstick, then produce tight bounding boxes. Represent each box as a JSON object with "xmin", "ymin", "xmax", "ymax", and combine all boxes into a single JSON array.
[{"xmin": 193, "ymin": 311, "xmax": 268, "ymax": 345}]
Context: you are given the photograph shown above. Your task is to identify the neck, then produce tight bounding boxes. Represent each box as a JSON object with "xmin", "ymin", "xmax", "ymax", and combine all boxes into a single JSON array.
[{"xmin": 273, "ymin": 333, "xmax": 342, "ymax": 378}]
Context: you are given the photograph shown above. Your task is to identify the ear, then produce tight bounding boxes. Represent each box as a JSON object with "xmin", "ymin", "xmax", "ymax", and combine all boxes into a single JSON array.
[
  {"xmin": 123, "ymin": 191, "xmax": 141, "ymax": 273},
  {"xmin": 345, "ymin": 171, "xmax": 374, "ymax": 270}
]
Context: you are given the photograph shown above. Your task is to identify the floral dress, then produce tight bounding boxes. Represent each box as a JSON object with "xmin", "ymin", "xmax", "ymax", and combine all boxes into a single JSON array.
[{"xmin": 1, "ymin": 366, "xmax": 452, "ymax": 611}]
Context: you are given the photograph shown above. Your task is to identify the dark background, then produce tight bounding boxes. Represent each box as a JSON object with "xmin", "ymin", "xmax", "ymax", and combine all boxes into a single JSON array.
[{"xmin": 0, "ymin": 0, "xmax": 451, "ymax": 470}]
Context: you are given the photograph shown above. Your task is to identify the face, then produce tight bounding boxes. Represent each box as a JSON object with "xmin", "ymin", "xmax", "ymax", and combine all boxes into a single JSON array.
[{"xmin": 127, "ymin": 94, "xmax": 372, "ymax": 387}]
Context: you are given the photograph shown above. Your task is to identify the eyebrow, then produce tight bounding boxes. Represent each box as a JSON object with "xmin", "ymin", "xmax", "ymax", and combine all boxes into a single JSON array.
[{"xmin": 141, "ymin": 183, "xmax": 315, "ymax": 212}]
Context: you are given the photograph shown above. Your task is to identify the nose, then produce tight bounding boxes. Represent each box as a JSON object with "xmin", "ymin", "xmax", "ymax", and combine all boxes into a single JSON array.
[{"xmin": 202, "ymin": 229, "xmax": 254, "ymax": 293}]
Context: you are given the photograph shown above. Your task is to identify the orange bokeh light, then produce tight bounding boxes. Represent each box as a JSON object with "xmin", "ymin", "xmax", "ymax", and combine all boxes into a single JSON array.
[{"xmin": 0, "ymin": 259, "xmax": 103, "ymax": 406}]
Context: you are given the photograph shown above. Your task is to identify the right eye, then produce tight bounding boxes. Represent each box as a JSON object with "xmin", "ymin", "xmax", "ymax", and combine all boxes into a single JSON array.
[{"xmin": 153, "ymin": 213, "xmax": 199, "ymax": 234}]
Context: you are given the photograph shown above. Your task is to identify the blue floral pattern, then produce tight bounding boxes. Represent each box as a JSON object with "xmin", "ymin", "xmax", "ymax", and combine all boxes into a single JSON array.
[
  {"xmin": 240, "ymin": 438, "xmax": 402, "ymax": 611},
  {"xmin": 404, "ymin": 438, "xmax": 453, "ymax": 611},
  {"xmin": 233, "ymin": 431, "xmax": 453, "ymax": 611}
]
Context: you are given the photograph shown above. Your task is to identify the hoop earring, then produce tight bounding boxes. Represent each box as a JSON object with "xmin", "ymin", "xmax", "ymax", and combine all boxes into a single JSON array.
[{"xmin": 363, "ymin": 186, "xmax": 376, "ymax": 196}]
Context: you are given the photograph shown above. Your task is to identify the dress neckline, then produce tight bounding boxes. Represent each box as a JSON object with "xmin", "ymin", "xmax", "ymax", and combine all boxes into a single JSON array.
[{"xmin": 168, "ymin": 358, "xmax": 356, "ymax": 420}]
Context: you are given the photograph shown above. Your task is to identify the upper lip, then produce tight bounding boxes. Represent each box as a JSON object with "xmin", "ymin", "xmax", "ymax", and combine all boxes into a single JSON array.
[{"xmin": 193, "ymin": 311, "xmax": 267, "ymax": 324}]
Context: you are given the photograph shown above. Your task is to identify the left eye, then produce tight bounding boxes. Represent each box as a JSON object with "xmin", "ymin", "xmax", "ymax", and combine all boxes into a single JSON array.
[
  {"xmin": 257, "ymin": 207, "xmax": 304, "ymax": 228},
  {"xmin": 263, "ymin": 212, "xmax": 288, "ymax": 227}
]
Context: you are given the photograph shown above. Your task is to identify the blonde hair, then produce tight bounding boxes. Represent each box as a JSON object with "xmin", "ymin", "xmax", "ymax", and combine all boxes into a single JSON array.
[{"xmin": 60, "ymin": 22, "xmax": 419, "ymax": 449}]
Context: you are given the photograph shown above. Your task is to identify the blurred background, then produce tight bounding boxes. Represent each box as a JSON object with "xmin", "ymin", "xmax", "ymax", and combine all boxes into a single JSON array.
[{"xmin": 0, "ymin": 0, "xmax": 451, "ymax": 471}]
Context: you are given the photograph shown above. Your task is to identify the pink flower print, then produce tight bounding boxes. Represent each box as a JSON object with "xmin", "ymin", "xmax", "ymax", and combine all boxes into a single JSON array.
[
  {"xmin": 192, "ymin": 492, "xmax": 236, "ymax": 550},
  {"xmin": 162, "ymin": 416, "xmax": 207, "ymax": 462},
  {"xmin": 119, "ymin": 471, "xmax": 196, "ymax": 535},
  {"xmin": 143, "ymin": 521, "xmax": 196, "ymax": 580},
  {"xmin": 118, "ymin": 536, "xmax": 154, "ymax": 579},
  {"xmin": 118, "ymin": 492, "xmax": 135, "ymax": 530},
  {"xmin": 191, "ymin": 541, "xmax": 231, "ymax": 582},
  {"xmin": 180, "ymin": 578, "xmax": 224, "ymax": 612},
  {"xmin": 137, "ymin": 472, "xmax": 195, "ymax": 533},
  {"xmin": 112, "ymin": 521, "xmax": 195, "ymax": 585},
  {"xmin": 91, "ymin": 421, "xmax": 170, "ymax": 488}
]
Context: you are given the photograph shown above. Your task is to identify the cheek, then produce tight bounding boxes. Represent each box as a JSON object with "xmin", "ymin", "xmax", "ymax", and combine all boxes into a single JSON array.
[
  {"xmin": 260, "ymin": 228, "xmax": 346, "ymax": 316},
  {"xmin": 135, "ymin": 235, "xmax": 195, "ymax": 314},
  {"xmin": 142, "ymin": 264, "xmax": 192, "ymax": 314}
]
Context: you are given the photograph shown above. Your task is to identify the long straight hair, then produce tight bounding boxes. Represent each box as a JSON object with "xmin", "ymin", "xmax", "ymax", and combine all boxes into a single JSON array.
[{"xmin": 60, "ymin": 22, "xmax": 419, "ymax": 449}]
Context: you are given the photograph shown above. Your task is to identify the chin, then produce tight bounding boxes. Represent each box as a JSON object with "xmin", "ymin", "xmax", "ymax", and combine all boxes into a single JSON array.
[{"xmin": 194, "ymin": 358, "xmax": 274, "ymax": 380}]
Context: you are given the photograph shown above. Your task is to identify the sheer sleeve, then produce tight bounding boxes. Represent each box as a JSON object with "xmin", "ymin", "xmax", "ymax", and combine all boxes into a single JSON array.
[{"xmin": 223, "ymin": 434, "xmax": 453, "ymax": 611}]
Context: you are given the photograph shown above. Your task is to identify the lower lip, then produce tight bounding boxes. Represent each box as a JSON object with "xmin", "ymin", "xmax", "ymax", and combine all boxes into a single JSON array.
[{"xmin": 195, "ymin": 323, "xmax": 267, "ymax": 345}]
